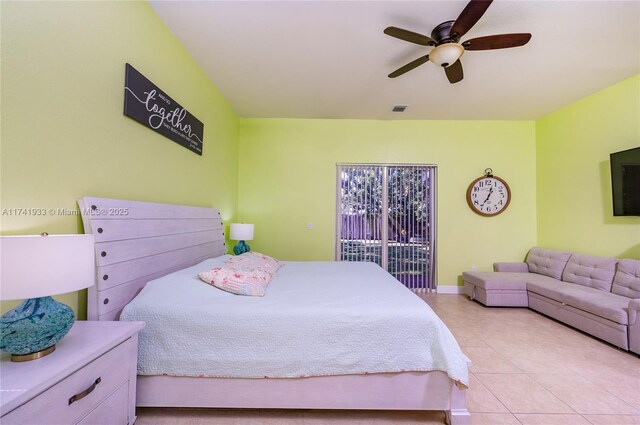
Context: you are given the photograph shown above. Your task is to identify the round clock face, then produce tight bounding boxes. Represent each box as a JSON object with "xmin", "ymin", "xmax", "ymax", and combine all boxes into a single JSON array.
[{"xmin": 466, "ymin": 176, "xmax": 511, "ymax": 216}]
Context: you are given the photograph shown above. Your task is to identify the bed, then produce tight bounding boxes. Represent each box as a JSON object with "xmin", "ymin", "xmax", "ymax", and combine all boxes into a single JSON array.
[{"xmin": 79, "ymin": 196, "xmax": 471, "ymax": 425}]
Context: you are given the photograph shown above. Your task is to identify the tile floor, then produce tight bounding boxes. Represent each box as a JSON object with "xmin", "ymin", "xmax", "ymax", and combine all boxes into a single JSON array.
[{"xmin": 137, "ymin": 294, "xmax": 640, "ymax": 425}]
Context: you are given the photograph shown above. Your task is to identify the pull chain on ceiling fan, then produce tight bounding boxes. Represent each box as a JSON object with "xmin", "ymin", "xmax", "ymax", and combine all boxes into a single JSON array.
[{"xmin": 384, "ymin": 0, "xmax": 532, "ymax": 84}]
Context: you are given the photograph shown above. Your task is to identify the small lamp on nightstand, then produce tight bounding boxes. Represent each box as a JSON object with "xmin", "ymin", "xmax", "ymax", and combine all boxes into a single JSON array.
[
  {"xmin": 0, "ymin": 234, "xmax": 95, "ymax": 362},
  {"xmin": 230, "ymin": 223, "xmax": 254, "ymax": 255}
]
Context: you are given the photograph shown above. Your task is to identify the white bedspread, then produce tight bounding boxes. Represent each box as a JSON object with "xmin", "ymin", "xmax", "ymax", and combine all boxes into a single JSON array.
[{"xmin": 120, "ymin": 257, "xmax": 469, "ymax": 386}]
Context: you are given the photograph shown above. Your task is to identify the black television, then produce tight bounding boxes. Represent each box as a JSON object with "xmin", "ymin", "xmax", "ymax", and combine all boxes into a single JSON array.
[{"xmin": 610, "ymin": 147, "xmax": 640, "ymax": 216}]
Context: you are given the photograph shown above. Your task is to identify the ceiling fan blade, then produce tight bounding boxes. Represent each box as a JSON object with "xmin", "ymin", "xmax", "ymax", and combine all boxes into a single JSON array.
[
  {"xmin": 463, "ymin": 33, "xmax": 532, "ymax": 50},
  {"xmin": 384, "ymin": 26, "xmax": 435, "ymax": 46},
  {"xmin": 450, "ymin": 0, "xmax": 493, "ymax": 39},
  {"xmin": 445, "ymin": 60, "xmax": 464, "ymax": 84},
  {"xmin": 388, "ymin": 55, "xmax": 430, "ymax": 78}
]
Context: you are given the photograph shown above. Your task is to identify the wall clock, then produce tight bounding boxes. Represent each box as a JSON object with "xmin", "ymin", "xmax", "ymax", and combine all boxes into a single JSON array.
[{"xmin": 466, "ymin": 168, "xmax": 511, "ymax": 216}]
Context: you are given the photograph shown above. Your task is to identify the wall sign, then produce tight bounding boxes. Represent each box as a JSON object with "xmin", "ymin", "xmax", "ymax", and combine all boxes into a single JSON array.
[{"xmin": 124, "ymin": 63, "xmax": 204, "ymax": 155}]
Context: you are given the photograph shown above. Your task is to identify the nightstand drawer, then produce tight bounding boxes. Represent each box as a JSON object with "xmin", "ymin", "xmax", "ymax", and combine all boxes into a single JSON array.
[
  {"xmin": 77, "ymin": 382, "xmax": 128, "ymax": 425},
  {"xmin": 1, "ymin": 338, "xmax": 133, "ymax": 425}
]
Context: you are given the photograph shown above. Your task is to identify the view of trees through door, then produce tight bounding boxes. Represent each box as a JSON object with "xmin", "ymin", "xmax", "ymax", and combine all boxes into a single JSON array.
[{"xmin": 335, "ymin": 164, "xmax": 437, "ymax": 292}]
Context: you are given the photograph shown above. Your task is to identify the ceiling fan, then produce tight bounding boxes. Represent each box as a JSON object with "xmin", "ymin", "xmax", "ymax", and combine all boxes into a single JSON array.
[{"xmin": 384, "ymin": 0, "xmax": 531, "ymax": 84}]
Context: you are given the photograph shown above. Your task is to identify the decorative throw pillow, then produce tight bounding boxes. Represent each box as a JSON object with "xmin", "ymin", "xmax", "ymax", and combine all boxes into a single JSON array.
[
  {"xmin": 198, "ymin": 266, "xmax": 273, "ymax": 297},
  {"xmin": 227, "ymin": 251, "xmax": 283, "ymax": 275}
]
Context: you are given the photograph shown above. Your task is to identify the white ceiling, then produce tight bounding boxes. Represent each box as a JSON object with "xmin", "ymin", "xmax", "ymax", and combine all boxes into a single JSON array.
[{"xmin": 149, "ymin": 1, "xmax": 640, "ymax": 120}]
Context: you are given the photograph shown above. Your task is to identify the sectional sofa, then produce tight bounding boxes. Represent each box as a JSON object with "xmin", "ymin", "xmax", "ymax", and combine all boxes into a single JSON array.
[{"xmin": 462, "ymin": 248, "xmax": 640, "ymax": 355}]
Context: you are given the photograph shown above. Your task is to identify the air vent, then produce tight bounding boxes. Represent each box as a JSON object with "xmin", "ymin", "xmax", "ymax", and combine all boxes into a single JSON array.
[{"xmin": 392, "ymin": 105, "xmax": 407, "ymax": 112}]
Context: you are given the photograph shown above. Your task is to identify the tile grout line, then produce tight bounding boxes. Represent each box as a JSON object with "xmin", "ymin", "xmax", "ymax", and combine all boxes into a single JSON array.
[
  {"xmin": 474, "ymin": 372, "xmax": 578, "ymax": 416},
  {"xmin": 526, "ymin": 371, "xmax": 640, "ymax": 417},
  {"xmin": 468, "ymin": 372, "xmax": 512, "ymax": 414},
  {"xmin": 564, "ymin": 366, "xmax": 640, "ymax": 415}
]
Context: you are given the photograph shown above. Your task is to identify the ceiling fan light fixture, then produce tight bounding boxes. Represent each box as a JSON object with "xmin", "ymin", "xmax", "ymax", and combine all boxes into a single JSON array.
[{"xmin": 428, "ymin": 43, "xmax": 464, "ymax": 67}]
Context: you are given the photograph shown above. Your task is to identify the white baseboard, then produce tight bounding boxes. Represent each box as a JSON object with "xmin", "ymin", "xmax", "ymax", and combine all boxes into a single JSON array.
[{"xmin": 436, "ymin": 285, "xmax": 465, "ymax": 294}]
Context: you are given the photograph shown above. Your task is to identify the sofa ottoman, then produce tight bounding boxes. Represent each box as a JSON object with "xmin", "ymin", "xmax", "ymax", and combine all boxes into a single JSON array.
[{"xmin": 462, "ymin": 272, "xmax": 528, "ymax": 306}]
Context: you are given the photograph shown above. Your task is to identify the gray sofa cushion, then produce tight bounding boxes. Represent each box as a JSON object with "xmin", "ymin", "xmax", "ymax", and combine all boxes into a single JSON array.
[
  {"xmin": 563, "ymin": 291, "xmax": 630, "ymax": 325},
  {"xmin": 612, "ymin": 258, "xmax": 640, "ymax": 298},
  {"xmin": 527, "ymin": 280, "xmax": 629, "ymax": 325},
  {"xmin": 562, "ymin": 253, "xmax": 618, "ymax": 292},
  {"xmin": 526, "ymin": 247, "xmax": 572, "ymax": 280},
  {"xmin": 527, "ymin": 280, "xmax": 602, "ymax": 302}
]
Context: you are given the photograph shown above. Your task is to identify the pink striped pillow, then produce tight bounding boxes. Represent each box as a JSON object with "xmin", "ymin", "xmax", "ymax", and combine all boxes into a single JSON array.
[{"xmin": 198, "ymin": 266, "xmax": 273, "ymax": 297}]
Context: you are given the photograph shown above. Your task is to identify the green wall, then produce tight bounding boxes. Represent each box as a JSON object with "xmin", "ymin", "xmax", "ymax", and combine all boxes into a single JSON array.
[
  {"xmin": 536, "ymin": 74, "xmax": 640, "ymax": 259},
  {"xmin": 1, "ymin": 2, "xmax": 239, "ymax": 317},
  {"xmin": 238, "ymin": 119, "xmax": 538, "ymax": 286}
]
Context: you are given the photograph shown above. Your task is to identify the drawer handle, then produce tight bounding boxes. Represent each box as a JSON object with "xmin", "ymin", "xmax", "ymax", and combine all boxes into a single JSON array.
[{"xmin": 68, "ymin": 377, "xmax": 101, "ymax": 405}]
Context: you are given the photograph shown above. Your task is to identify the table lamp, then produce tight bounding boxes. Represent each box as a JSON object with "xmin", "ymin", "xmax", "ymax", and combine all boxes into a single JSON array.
[
  {"xmin": 230, "ymin": 223, "xmax": 254, "ymax": 255},
  {"xmin": 0, "ymin": 234, "xmax": 95, "ymax": 362}
]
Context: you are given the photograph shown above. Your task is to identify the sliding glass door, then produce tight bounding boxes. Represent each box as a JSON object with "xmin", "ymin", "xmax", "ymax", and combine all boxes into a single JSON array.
[{"xmin": 335, "ymin": 164, "xmax": 437, "ymax": 292}]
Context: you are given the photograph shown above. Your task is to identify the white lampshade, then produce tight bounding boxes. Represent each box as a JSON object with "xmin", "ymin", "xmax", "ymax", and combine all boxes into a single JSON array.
[
  {"xmin": 230, "ymin": 223, "xmax": 254, "ymax": 241},
  {"xmin": 0, "ymin": 234, "xmax": 95, "ymax": 300},
  {"xmin": 429, "ymin": 43, "xmax": 464, "ymax": 67}
]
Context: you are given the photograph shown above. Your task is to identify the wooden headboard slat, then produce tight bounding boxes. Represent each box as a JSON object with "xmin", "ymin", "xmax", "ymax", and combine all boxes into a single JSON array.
[
  {"xmin": 81, "ymin": 197, "xmax": 219, "ymax": 219},
  {"xmin": 79, "ymin": 197, "xmax": 226, "ymax": 320},
  {"xmin": 89, "ymin": 219, "xmax": 223, "ymax": 242},
  {"xmin": 95, "ymin": 231, "xmax": 224, "ymax": 267}
]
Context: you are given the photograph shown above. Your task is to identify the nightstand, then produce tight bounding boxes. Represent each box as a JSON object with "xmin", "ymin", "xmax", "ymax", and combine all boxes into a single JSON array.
[{"xmin": 0, "ymin": 321, "xmax": 144, "ymax": 425}]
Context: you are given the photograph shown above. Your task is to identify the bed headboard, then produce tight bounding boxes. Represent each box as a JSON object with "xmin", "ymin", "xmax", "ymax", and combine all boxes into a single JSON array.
[{"xmin": 78, "ymin": 197, "xmax": 226, "ymax": 321}]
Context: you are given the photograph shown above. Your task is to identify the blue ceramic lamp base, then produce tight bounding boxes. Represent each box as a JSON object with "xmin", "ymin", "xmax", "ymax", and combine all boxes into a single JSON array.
[
  {"xmin": 233, "ymin": 240, "xmax": 251, "ymax": 255},
  {"xmin": 0, "ymin": 296, "xmax": 75, "ymax": 362}
]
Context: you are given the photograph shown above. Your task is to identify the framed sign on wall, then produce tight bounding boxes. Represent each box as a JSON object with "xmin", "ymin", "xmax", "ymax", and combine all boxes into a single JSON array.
[{"xmin": 123, "ymin": 63, "xmax": 204, "ymax": 155}]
